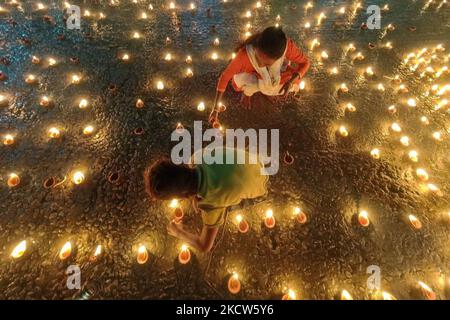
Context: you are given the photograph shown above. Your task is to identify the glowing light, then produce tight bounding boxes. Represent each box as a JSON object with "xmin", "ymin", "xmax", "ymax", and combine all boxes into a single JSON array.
[
  {"xmin": 391, "ymin": 122, "xmax": 402, "ymax": 133},
  {"xmin": 132, "ymin": 32, "xmax": 141, "ymax": 39},
  {"xmin": 211, "ymin": 52, "xmax": 219, "ymax": 60},
  {"xmin": 245, "ymin": 10, "xmax": 252, "ymax": 18},
  {"xmin": 228, "ymin": 272, "xmax": 241, "ymax": 294},
  {"xmin": 11, "ymin": 240, "xmax": 27, "ymax": 258},
  {"xmin": 416, "ymin": 169, "xmax": 429, "ymax": 181},
  {"xmin": 358, "ymin": 210, "xmax": 370, "ymax": 227},
  {"xmin": 25, "ymin": 74, "xmax": 36, "ymax": 84},
  {"xmin": 432, "ymin": 131, "xmax": 443, "ymax": 141},
  {"xmin": 213, "ymin": 38, "xmax": 220, "ymax": 46},
  {"xmin": 293, "ymin": 207, "xmax": 307, "ymax": 224},
  {"xmin": 48, "ymin": 58, "xmax": 56, "ymax": 66},
  {"xmin": 310, "ymin": 39, "xmax": 320, "ymax": 50},
  {"xmin": 48, "ymin": 127, "xmax": 61, "ymax": 139},
  {"xmin": 299, "ymin": 81, "xmax": 306, "ymax": 90},
  {"xmin": 164, "ymin": 53, "xmax": 172, "ymax": 61},
  {"xmin": 264, "ymin": 209, "xmax": 276, "ymax": 228},
  {"xmin": 79, "ymin": 99, "xmax": 88, "ymax": 109},
  {"xmin": 377, "ymin": 83, "xmax": 385, "ymax": 92},
  {"xmin": 427, "ymin": 183, "xmax": 443, "ymax": 196},
  {"xmin": 418, "ymin": 281, "xmax": 436, "ymax": 300},
  {"xmin": 339, "ymin": 126, "xmax": 348, "ymax": 137},
  {"xmin": 408, "ymin": 150, "xmax": 419, "ymax": 162},
  {"xmin": 339, "ymin": 83, "xmax": 349, "ymax": 93},
  {"xmin": 197, "ymin": 102, "xmax": 206, "ymax": 112},
  {"xmin": 371, "ymin": 148, "xmax": 381, "ymax": 159},
  {"xmin": 71, "ymin": 74, "xmax": 81, "ymax": 84},
  {"xmin": 72, "ymin": 171, "xmax": 85, "ymax": 185},
  {"xmin": 178, "ymin": 244, "xmax": 191, "ymax": 264},
  {"xmin": 156, "ymin": 81, "xmax": 165, "ymax": 90},
  {"xmin": 169, "ymin": 199, "xmax": 179, "ymax": 208},
  {"xmin": 7, "ymin": 173, "xmax": 20, "ymax": 187},
  {"xmin": 40, "ymin": 96, "xmax": 50, "ymax": 107},
  {"xmin": 136, "ymin": 99, "xmax": 144, "ymax": 108},
  {"xmin": 59, "ymin": 241, "xmax": 72, "ymax": 260},
  {"xmin": 400, "ymin": 136, "xmax": 410, "ymax": 147},
  {"xmin": 381, "ymin": 291, "xmax": 397, "ymax": 300},
  {"xmin": 235, "ymin": 214, "xmax": 249, "ymax": 233},
  {"xmin": 320, "ymin": 51, "xmax": 329, "ymax": 60},
  {"xmin": 407, "ymin": 98, "xmax": 417, "ymax": 107},
  {"xmin": 330, "ymin": 67, "xmax": 339, "ymax": 75},
  {"xmin": 83, "ymin": 126, "xmax": 94, "ymax": 135},
  {"xmin": 282, "ymin": 289, "xmax": 297, "ymax": 300},
  {"xmin": 137, "ymin": 245, "xmax": 149, "ymax": 264},
  {"xmin": 186, "ymin": 68, "xmax": 194, "ymax": 78},
  {"xmin": 186, "ymin": 55, "xmax": 192, "ymax": 63},
  {"xmin": 121, "ymin": 53, "xmax": 130, "ymax": 61},
  {"xmin": 93, "ymin": 245, "xmax": 102, "ymax": 258},
  {"xmin": 341, "ymin": 290, "xmax": 353, "ymax": 300},
  {"xmin": 365, "ymin": 67, "xmax": 374, "ymax": 77},
  {"xmin": 420, "ymin": 116, "xmax": 429, "ymax": 125},
  {"xmin": 408, "ymin": 215, "xmax": 422, "ymax": 230},
  {"xmin": 3, "ymin": 134, "xmax": 14, "ymax": 146}
]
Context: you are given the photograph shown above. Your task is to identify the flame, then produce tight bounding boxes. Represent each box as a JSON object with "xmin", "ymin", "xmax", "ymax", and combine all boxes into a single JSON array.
[
  {"xmin": 156, "ymin": 81, "xmax": 165, "ymax": 90},
  {"xmin": 341, "ymin": 290, "xmax": 353, "ymax": 300},
  {"xmin": 59, "ymin": 241, "xmax": 72, "ymax": 260},
  {"xmin": 72, "ymin": 171, "xmax": 85, "ymax": 185},
  {"xmin": 11, "ymin": 240, "xmax": 27, "ymax": 258},
  {"xmin": 235, "ymin": 214, "xmax": 243, "ymax": 223},
  {"xmin": 382, "ymin": 291, "xmax": 397, "ymax": 300},
  {"xmin": 265, "ymin": 209, "xmax": 273, "ymax": 219},
  {"xmin": 169, "ymin": 199, "xmax": 179, "ymax": 208},
  {"xmin": 408, "ymin": 215, "xmax": 422, "ymax": 229},
  {"xmin": 358, "ymin": 210, "xmax": 370, "ymax": 227}
]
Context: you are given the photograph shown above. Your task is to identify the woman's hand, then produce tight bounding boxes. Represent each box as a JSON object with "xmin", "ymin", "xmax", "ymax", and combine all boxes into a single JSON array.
[
  {"xmin": 208, "ymin": 109, "xmax": 219, "ymax": 125},
  {"xmin": 278, "ymin": 72, "xmax": 300, "ymax": 97}
]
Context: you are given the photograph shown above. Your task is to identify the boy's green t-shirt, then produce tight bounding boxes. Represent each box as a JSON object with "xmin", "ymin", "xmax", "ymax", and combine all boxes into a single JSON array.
[{"xmin": 193, "ymin": 148, "xmax": 269, "ymax": 227}]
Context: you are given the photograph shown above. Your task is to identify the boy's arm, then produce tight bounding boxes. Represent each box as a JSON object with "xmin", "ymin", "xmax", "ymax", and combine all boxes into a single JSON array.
[{"xmin": 168, "ymin": 220, "xmax": 219, "ymax": 253}]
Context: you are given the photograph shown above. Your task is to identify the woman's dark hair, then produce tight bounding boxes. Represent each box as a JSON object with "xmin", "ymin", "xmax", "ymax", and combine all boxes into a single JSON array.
[
  {"xmin": 144, "ymin": 158, "xmax": 197, "ymax": 200},
  {"xmin": 236, "ymin": 26, "xmax": 287, "ymax": 59}
]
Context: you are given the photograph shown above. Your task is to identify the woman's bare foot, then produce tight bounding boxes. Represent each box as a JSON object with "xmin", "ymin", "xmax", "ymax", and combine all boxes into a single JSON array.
[{"xmin": 240, "ymin": 94, "xmax": 253, "ymax": 109}]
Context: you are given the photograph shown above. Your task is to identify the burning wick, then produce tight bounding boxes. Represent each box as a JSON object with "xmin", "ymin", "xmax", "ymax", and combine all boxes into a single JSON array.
[
  {"xmin": 3, "ymin": 134, "xmax": 14, "ymax": 146},
  {"xmin": 391, "ymin": 122, "xmax": 402, "ymax": 133},
  {"xmin": 235, "ymin": 214, "xmax": 249, "ymax": 233},
  {"xmin": 137, "ymin": 245, "xmax": 149, "ymax": 264},
  {"xmin": 346, "ymin": 103, "xmax": 356, "ymax": 112},
  {"xmin": 121, "ymin": 53, "xmax": 130, "ymax": 61},
  {"xmin": 178, "ymin": 244, "xmax": 191, "ymax": 264},
  {"xmin": 408, "ymin": 215, "xmax": 422, "ymax": 230},
  {"xmin": 71, "ymin": 74, "xmax": 81, "ymax": 84},
  {"xmin": 59, "ymin": 241, "xmax": 72, "ymax": 260},
  {"xmin": 341, "ymin": 290, "xmax": 353, "ymax": 300},
  {"xmin": 358, "ymin": 210, "xmax": 370, "ymax": 227},
  {"xmin": 83, "ymin": 126, "xmax": 94, "ymax": 136},
  {"xmin": 72, "ymin": 171, "xmax": 85, "ymax": 185},
  {"xmin": 339, "ymin": 83, "xmax": 349, "ymax": 93},
  {"xmin": 228, "ymin": 273, "xmax": 241, "ymax": 294},
  {"xmin": 371, "ymin": 148, "xmax": 381, "ymax": 159},
  {"xmin": 264, "ymin": 209, "xmax": 276, "ymax": 228},
  {"xmin": 25, "ymin": 74, "xmax": 37, "ymax": 84},
  {"xmin": 186, "ymin": 56, "xmax": 192, "ymax": 63},
  {"xmin": 186, "ymin": 68, "xmax": 194, "ymax": 77},
  {"xmin": 156, "ymin": 81, "xmax": 165, "ymax": 90},
  {"xmin": 427, "ymin": 183, "xmax": 443, "ymax": 196},
  {"xmin": 136, "ymin": 99, "xmax": 144, "ymax": 109},
  {"xmin": 293, "ymin": 207, "xmax": 307, "ymax": 224},
  {"xmin": 32, "ymin": 56, "xmax": 40, "ymax": 64},
  {"xmin": 197, "ymin": 102, "xmax": 205, "ymax": 112},
  {"xmin": 40, "ymin": 96, "xmax": 51, "ymax": 107},
  {"xmin": 339, "ymin": 126, "xmax": 348, "ymax": 137},
  {"xmin": 11, "ymin": 240, "xmax": 27, "ymax": 259},
  {"xmin": 79, "ymin": 99, "xmax": 88, "ymax": 109},
  {"xmin": 416, "ymin": 169, "xmax": 429, "ymax": 181},
  {"xmin": 48, "ymin": 127, "xmax": 61, "ymax": 139},
  {"xmin": 400, "ymin": 136, "xmax": 410, "ymax": 147},
  {"xmin": 408, "ymin": 150, "xmax": 419, "ymax": 163},
  {"xmin": 381, "ymin": 291, "xmax": 397, "ymax": 300},
  {"xmin": 7, "ymin": 173, "xmax": 20, "ymax": 187},
  {"xmin": 418, "ymin": 281, "xmax": 436, "ymax": 300},
  {"xmin": 282, "ymin": 289, "xmax": 297, "ymax": 300},
  {"xmin": 92, "ymin": 245, "xmax": 102, "ymax": 260},
  {"xmin": 211, "ymin": 52, "xmax": 219, "ymax": 60}
]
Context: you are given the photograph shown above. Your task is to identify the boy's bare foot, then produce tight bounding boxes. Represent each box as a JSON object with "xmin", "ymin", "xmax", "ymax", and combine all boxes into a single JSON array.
[{"xmin": 240, "ymin": 94, "xmax": 252, "ymax": 109}]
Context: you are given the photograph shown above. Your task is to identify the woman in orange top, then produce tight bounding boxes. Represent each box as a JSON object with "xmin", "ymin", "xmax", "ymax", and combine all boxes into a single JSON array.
[{"xmin": 209, "ymin": 26, "xmax": 310, "ymax": 124}]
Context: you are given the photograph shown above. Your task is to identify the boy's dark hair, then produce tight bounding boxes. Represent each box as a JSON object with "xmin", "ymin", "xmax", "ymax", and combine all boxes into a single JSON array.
[
  {"xmin": 237, "ymin": 26, "xmax": 287, "ymax": 59},
  {"xmin": 144, "ymin": 158, "xmax": 197, "ymax": 200}
]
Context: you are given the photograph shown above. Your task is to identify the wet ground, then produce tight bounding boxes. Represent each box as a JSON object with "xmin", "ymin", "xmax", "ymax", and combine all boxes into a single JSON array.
[{"xmin": 0, "ymin": 0, "xmax": 449, "ymax": 300}]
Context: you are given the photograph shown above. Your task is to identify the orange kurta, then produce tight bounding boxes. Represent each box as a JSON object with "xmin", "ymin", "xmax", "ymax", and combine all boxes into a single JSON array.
[{"xmin": 217, "ymin": 39, "xmax": 310, "ymax": 93}]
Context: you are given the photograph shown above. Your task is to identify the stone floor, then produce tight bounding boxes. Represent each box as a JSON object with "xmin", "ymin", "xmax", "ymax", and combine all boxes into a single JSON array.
[{"xmin": 0, "ymin": 0, "xmax": 449, "ymax": 299}]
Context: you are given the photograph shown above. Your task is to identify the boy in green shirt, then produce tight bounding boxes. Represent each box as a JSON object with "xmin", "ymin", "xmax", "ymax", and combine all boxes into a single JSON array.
[{"xmin": 144, "ymin": 148, "xmax": 268, "ymax": 252}]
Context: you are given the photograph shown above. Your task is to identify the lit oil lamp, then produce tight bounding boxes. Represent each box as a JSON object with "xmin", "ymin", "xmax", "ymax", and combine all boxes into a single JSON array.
[
  {"xmin": 132, "ymin": 31, "xmax": 141, "ymax": 39},
  {"xmin": 408, "ymin": 214, "xmax": 422, "ymax": 230},
  {"xmin": 3, "ymin": 134, "xmax": 14, "ymax": 146},
  {"xmin": 420, "ymin": 116, "xmax": 429, "ymax": 125},
  {"xmin": 136, "ymin": 99, "xmax": 144, "ymax": 109},
  {"xmin": 11, "ymin": 240, "xmax": 27, "ymax": 258},
  {"xmin": 79, "ymin": 98, "xmax": 88, "ymax": 109},
  {"xmin": 347, "ymin": 43, "xmax": 356, "ymax": 53},
  {"xmin": 83, "ymin": 125, "xmax": 94, "ymax": 136},
  {"xmin": 388, "ymin": 105, "xmax": 397, "ymax": 114},
  {"xmin": 211, "ymin": 52, "xmax": 218, "ymax": 60},
  {"xmin": 137, "ymin": 245, "xmax": 149, "ymax": 264},
  {"xmin": 354, "ymin": 52, "xmax": 365, "ymax": 61},
  {"xmin": 310, "ymin": 38, "xmax": 320, "ymax": 50},
  {"xmin": 339, "ymin": 126, "xmax": 348, "ymax": 137},
  {"xmin": 121, "ymin": 53, "xmax": 130, "ymax": 61},
  {"xmin": 293, "ymin": 207, "xmax": 307, "ymax": 224},
  {"xmin": 178, "ymin": 244, "xmax": 191, "ymax": 264},
  {"xmin": 25, "ymin": 74, "xmax": 37, "ymax": 84},
  {"xmin": 176, "ymin": 122, "xmax": 184, "ymax": 132},
  {"xmin": 408, "ymin": 150, "xmax": 419, "ymax": 162},
  {"xmin": 169, "ymin": 199, "xmax": 179, "ymax": 209},
  {"xmin": 48, "ymin": 57, "xmax": 56, "ymax": 66},
  {"xmin": 71, "ymin": 74, "xmax": 81, "ymax": 84},
  {"xmin": 416, "ymin": 168, "xmax": 429, "ymax": 181},
  {"xmin": 48, "ymin": 127, "xmax": 61, "ymax": 139},
  {"xmin": 164, "ymin": 53, "xmax": 172, "ymax": 61},
  {"xmin": 264, "ymin": 209, "xmax": 276, "ymax": 228},
  {"xmin": 7, "ymin": 173, "xmax": 20, "ymax": 187},
  {"xmin": 427, "ymin": 183, "xmax": 443, "ymax": 196},
  {"xmin": 391, "ymin": 122, "xmax": 402, "ymax": 133},
  {"xmin": 186, "ymin": 55, "xmax": 192, "ymax": 63},
  {"xmin": 365, "ymin": 67, "xmax": 374, "ymax": 77},
  {"xmin": 59, "ymin": 241, "xmax": 72, "ymax": 260},
  {"xmin": 377, "ymin": 83, "xmax": 385, "ymax": 92},
  {"xmin": 329, "ymin": 67, "xmax": 339, "ymax": 75},
  {"xmin": 186, "ymin": 68, "xmax": 194, "ymax": 78},
  {"xmin": 169, "ymin": 1, "xmax": 175, "ymax": 10},
  {"xmin": 316, "ymin": 12, "xmax": 326, "ymax": 26},
  {"xmin": 299, "ymin": 81, "xmax": 306, "ymax": 90},
  {"xmin": 341, "ymin": 290, "xmax": 353, "ymax": 300},
  {"xmin": 197, "ymin": 102, "xmax": 205, "ymax": 112},
  {"xmin": 92, "ymin": 245, "xmax": 102, "ymax": 260},
  {"xmin": 339, "ymin": 83, "xmax": 349, "ymax": 93},
  {"xmin": 189, "ymin": 2, "xmax": 196, "ymax": 10},
  {"xmin": 156, "ymin": 81, "xmax": 165, "ymax": 90},
  {"xmin": 385, "ymin": 42, "xmax": 393, "ymax": 49},
  {"xmin": 31, "ymin": 56, "xmax": 40, "ymax": 64},
  {"xmin": 320, "ymin": 51, "xmax": 329, "ymax": 61},
  {"xmin": 72, "ymin": 171, "xmax": 85, "ymax": 185},
  {"xmin": 370, "ymin": 148, "xmax": 381, "ymax": 159},
  {"xmin": 282, "ymin": 289, "xmax": 297, "ymax": 300},
  {"xmin": 304, "ymin": 22, "xmax": 311, "ymax": 29},
  {"xmin": 245, "ymin": 10, "xmax": 252, "ymax": 18},
  {"xmin": 346, "ymin": 103, "xmax": 356, "ymax": 112},
  {"xmin": 418, "ymin": 281, "xmax": 436, "ymax": 300},
  {"xmin": 40, "ymin": 96, "xmax": 51, "ymax": 107},
  {"xmin": 381, "ymin": 291, "xmax": 397, "ymax": 300},
  {"xmin": 213, "ymin": 38, "xmax": 220, "ymax": 46},
  {"xmin": 228, "ymin": 272, "xmax": 241, "ymax": 294},
  {"xmin": 407, "ymin": 98, "xmax": 417, "ymax": 107},
  {"xmin": 358, "ymin": 210, "xmax": 370, "ymax": 227},
  {"xmin": 235, "ymin": 214, "xmax": 249, "ymax": 233},
  {"xmin": 432, "ymin": 131, "xmax": 443, "ymax": 141},
  {"xmin": 400, "ymin": 136, "xmax": 410, "ymax": 147},
  {"xmin": 256, "ymin": 1, "xmax": 262, "ymax": 9},
  {"xmin": 140, "ymin": 12, "xmax": 147, "ymax": 19}
]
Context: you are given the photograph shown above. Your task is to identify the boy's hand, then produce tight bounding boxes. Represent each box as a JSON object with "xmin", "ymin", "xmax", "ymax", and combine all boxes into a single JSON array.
[
  {"xmin": 279, "ymin": 73, "xmax": 300, "ymax": 97},
  {"xmin": 167, "ymin": 220, "xmax": 183, "ymax": 238},
  {"xmin": 208, "ymin": 110, "xmax": 219, "ymax": 125}
]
